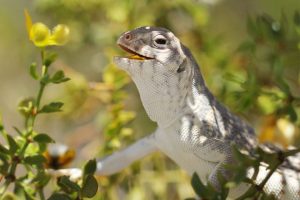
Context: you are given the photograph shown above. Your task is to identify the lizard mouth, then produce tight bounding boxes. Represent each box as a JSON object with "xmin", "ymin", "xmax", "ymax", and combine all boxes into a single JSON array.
[{"xmin": 118, "ymin": 44, "xmax": 154, "ymax": 60}]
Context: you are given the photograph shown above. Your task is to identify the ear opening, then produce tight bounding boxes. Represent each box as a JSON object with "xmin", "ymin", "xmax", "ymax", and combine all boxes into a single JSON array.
[{"xmin": 177, "ymin": 58, "xmax": 187, "ymax": 73}]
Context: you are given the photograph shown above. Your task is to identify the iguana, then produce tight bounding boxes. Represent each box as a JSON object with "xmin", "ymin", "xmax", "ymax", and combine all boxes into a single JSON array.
[{"xmin": 53, "ymin": 26, "xmax": 300, "ymax": 199}]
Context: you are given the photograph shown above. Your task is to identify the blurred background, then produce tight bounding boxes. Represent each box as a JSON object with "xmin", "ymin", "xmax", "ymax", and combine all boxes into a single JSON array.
[{"xmin": 0, "ymin": 0, "xmax": 299, "ymax": 199}]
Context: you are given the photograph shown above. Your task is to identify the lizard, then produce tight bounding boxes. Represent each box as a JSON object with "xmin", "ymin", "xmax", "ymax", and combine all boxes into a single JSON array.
[{"xmin": 52, "ymin": 26, "xmax": 300, "ymax": 199}]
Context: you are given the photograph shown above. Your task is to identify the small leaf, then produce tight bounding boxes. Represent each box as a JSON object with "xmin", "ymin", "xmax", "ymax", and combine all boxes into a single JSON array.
[
  {"xmin": 191, "ymin": 173, "xmax": 208, "ymax": 198},
  {"xmin": 23, "ymin": 189, "xmax": 35, "ymax": 200},
  {"xmin": 13, "ymin": 127, "xmax": 23, "ymax": 136},
  {"xmin": 24, "ymin": 155, "xmax": 46, "ymax": 166},
  {"xmin": 32, "ymin": 171, "xmax": 51, "ymax": 187},
  {"xmin": 0, "ymin": 144, "xmax": 10, "ymax": 154},
  {"xmin": 6, "ymin": 134, "xmax": 19, "ymax": 154},
  {"xmin": 81, "ymin": 175, "xmax": 98, "ymax": 198},
  {"xmin": 231, "ymin": 145, "xmax": 254, "ymax": 166},
  {"xmin": 236, "ymin": 40, "xmax": 256, "ymax": 53},
  {"xmin": 0, "ymin": 160, "xmax": 9, "ymax": 175},
  {"xmin": 48, "ymin": 193, "xmax": 71, "ymax": 200},
  {"xmin": 57, "ymin": 176, "xmax": 81, "ymax": 193},
  {"xmin": 246, "ymin": 17, "xmax": 258, "ymax": 38},
  {"xmin": 83, "ymin": 159, "xmax": 97, "ymax": 177},
  {"xmin": 0, "ymin": 113, "xmax": 4, "ymax": 132},
  {"xmin": 29, "ymin": 62, "xmax": 39, "ymax": 80},
  {"xmin": 40, "ymin": 74, "xmax": 50, "ymax": 85},
  {"xmin": 294, "ymin": 11, "xmax": 300, "ymax": 26},
  {"xmin": 18, "ymin": 97, "xmax": 35, "ymax": 117},
  {"xmin": 2, "ymin": 193, "xmax": 18, "ymax": 200},
  {"xmin": 39, "ymin": 102, "xmax": 64, "ymax": 113},
  {"xmin": 286, "ymin": 105, "xmax": 298, "ymax": 122},
  {"xmin": 51, "ymin": 70, "xmax": 70, "ymax": 84},
  {"xmin": 33, "ymin": 133, "xmax": 54, "ymax": 143},
  {"xmin": 43, "ymin": 52, "xmax": 57, "ymax": 67}
]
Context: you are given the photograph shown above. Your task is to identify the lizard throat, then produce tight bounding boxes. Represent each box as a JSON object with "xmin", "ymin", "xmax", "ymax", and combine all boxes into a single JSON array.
[{"xmin": 118, "ymin": 44, "xmax": 154, "ymax": 60}]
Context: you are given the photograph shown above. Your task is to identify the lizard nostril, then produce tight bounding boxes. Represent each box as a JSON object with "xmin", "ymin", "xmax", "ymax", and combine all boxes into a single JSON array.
[{"xmin": 124, "ymin": 33, "xmax": 132, "ymax": 41}]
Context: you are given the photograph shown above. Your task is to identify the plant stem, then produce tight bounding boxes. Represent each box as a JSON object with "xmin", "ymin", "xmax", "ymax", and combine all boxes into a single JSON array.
[
  {"xmin": 0, "ymin": 49, "xmax": 49, "ymax": 198},
  {"xmin": 31, "ymin": 83, "xmax": 45, "ymax": 126},
  {"xmin": 258, "ymin": 163, "xmax": 281, "ymax": 190},
  {"xmin": 38, "ymin": 187, "xmax": 46, "ymax": 200}
]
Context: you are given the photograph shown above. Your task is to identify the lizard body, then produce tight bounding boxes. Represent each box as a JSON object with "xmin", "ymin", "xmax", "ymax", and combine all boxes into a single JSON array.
[
  {"xmin": 52, "ymin": 26, "xmax": 300, "ymax": 199},
  {"xmin": 111, "ymin": 26, "xmax": 300, "ymax": 199}
]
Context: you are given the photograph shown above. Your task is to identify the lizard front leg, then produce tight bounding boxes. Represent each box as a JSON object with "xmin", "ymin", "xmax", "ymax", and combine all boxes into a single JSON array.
[
  {"xmin": 96, "ymin": 133, "xmax": 158, "ymax": 175},
  {"xmin": 47, "ymin": 133, "xmax": 158, "ymax": 180}
]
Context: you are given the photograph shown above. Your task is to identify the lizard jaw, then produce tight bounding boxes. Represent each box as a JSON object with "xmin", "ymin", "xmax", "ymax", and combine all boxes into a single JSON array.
[{"xmin": 117, "ymin": 44, "xmax": 154, "ymax": 61}]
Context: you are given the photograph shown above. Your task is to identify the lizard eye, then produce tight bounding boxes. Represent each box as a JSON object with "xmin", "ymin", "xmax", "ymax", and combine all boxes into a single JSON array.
[{"xmin": 153, "ymin": 35, "xmax": 168, "ymax": 48}]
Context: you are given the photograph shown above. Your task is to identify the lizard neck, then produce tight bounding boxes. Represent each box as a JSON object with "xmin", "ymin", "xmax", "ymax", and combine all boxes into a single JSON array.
[{"xmin": 130, "ymin": 58, "xmax": 207, "ymax": 128}]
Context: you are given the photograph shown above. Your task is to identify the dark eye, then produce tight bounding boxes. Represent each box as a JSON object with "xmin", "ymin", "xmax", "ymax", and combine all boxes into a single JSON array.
[
  {"xmin": 153, "ymin": 35, "xmax": 168, "ymax": 47},
  {"xmin": 155, "ymin": 38, "xmax": 167, "ymax": 45}
]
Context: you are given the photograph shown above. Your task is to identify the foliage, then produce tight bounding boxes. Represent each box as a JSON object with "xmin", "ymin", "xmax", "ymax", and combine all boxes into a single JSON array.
[{"xmin": 0, "ymin": 11, "xmax": 98, "ymax": 199}]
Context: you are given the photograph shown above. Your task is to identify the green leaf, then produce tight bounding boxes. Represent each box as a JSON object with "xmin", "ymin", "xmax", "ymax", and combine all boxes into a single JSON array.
[
  {"xmin": 57, "ymin": 176, "xmax": 81, "ymax": 193},
  {"xmin": 23, "ymin": 189, "xmax": 35, "ymax": 200},
  {"xmin": 256, "ymin": 148, "xmax": 279, "ymax": 168},
  {"xmin": 257, "ymin": 14, "xmax": 275, "ymax": 39},
  {"xmin": 191, "ymin": 173, "xmax": 208, "ymax": 198},
  {"xmin": 0, "ymin": 113, "xmax": 4, "ymax": 132},
  {"xmin": 24, "ymin": 155, "xmax": 46, "ymax": 166},
  {"xmin": 81, "ymin": 174, "xmax": 98, "ymax": 198},
  {"xmin": 0, "ymin": 144, "xmax": 10, "ymax": 154},
  {"xmin": 236, "ymin": 40, "xmax": 256, "ymax": 53},
  {"xmin": 32, "ymin": 171, "xmax": 51, "ymax": 187},
  {"xmin": 13, "ymin": 127, "xmax": 23, "ymax": 136},
  {"xmin": 83, "ymin": 159, "xmax": 97, "ymax": 177},
  {"xmin": 43, "ymin": 52, "xmax": 57, "ymax": 67},
  {"xmin": 231, "ymin": 145, "xmax": 255, "ymax": 166},
  {"xmin": 48, "ymin": 193, "xmax": 71, "ymax": 200},
  {"xmin": 29, "ymin": 62, "xmax": 39, "ymax": 80},
  {"xmin": 0, "ymin": 151, "xmax": 9, "ymax": 162},
  {"xmin": 286, "ymin": 105, "xmax": 298, "ymax": 122},
  {"xmin": 247, "ymin": 17, "xmax": 257, "ymax": 38},
  {"xmin": 0, "ymin": 160, "xmax": 9, "ymax": 175},
  {"xmin": 33, "ymin": 133, "xmax": 54, "ymax": 143},
  {"xmin": 294, "ymin": 11, "xmax": 300, "ymax": 26},
  {"xmin": 51, "ymin": 70, "xmax": 70, "ymax": 84},
  {"xmin": 294, "ymin": 11, "xmax": 300, "ymax": 36},
  {"xmin": 6, "ymin": 134, "xmax": 19, "ymax": 154},
  {"xmin": 2, "ymin": 193, "xmax": 18, "ymax": 200},
  {"xmin": 40, "ymin": 74, "xmax": 50, "ymax": 85},
  {"xmin": 18, "ymin": 97, "xmax": 35, "ymax": 117},
  {"xmin": 39, "ymin": 102, "xmax": 64, "ymax": 113},
  {"xmin": 261, "ymin": 192, "xmax": 277, "ymax": 200},
  {"xmin": 217, "ymin": 173, "xmax": 229, "ymax": 197}
]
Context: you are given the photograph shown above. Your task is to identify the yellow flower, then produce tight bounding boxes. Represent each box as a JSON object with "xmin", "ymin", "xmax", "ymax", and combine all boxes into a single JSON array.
[
  {"xmin": 50, "ymin": 24, "xmax": 70, "ymax": 45},
  {"xmin": 29, "ymin": 23, "xmax": 51, "ymax": 46},
  {"xmin": 24, "ymin": 9, "xmax": 70, "ymax": 47}
]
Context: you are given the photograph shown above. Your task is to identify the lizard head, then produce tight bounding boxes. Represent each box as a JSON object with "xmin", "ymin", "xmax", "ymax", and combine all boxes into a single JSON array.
[
  {"xmin": 114, "ymin": 26, "xmax": 187, "ymax": 73},
  {"xmin": 113, "ymin": 26, "xmax": 195, "ymax": 126}
]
